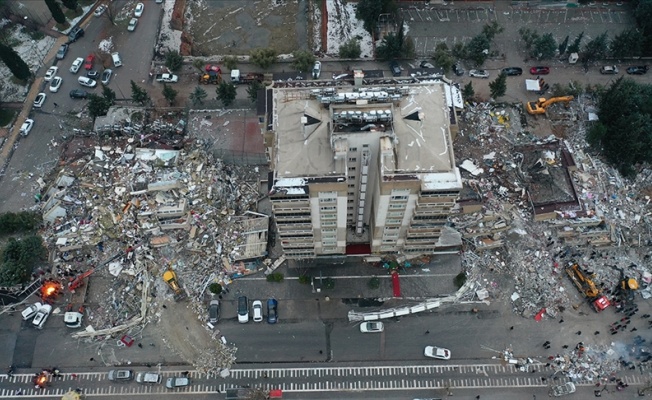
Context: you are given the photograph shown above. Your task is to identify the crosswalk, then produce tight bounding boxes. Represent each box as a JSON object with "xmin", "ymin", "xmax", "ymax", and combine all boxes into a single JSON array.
[{"xmin": 0, "ymin": 363, "xmax": 647, "ymax": 398}]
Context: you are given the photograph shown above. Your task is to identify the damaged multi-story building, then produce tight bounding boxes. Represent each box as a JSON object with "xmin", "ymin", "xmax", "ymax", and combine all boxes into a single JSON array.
[{"xmin": 265, "ymin": 75, "xmax": 463, "ymax": 260}]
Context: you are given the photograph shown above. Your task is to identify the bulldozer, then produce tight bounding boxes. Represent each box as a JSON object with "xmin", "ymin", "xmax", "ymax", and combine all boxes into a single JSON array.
[
  {"xmin": 199, "ymin": 70, "xmax": 222, "ymax": 85},
  {"xmin": 565, "ymin": 263, "xmax": 610, "ymax": 312},
  {"xmin": 525, "ymin": 96, "xmax": 574, "ymax": 115},
  {"xmin": 163, "ymin": 269, "xmax": 185, "ymax": 301}
]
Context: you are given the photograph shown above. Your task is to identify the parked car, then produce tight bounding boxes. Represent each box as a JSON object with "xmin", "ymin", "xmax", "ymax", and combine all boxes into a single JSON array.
[
  {"xmin": 208, "ymin": 299, "xmax": 219, "ymax": 324},
  {"xmin": 78, "ymin": 76, "xmax": 97, "ymax": 88},
  {"xmin": 56, "ymin": 44, "xmax": 68, "ymax": 60},
  {"xmin": 424, "ymin": 346, "xmax": 451, "ymax": 360},
  {"xmin": 237, "ymin": 296, "xmax": 249, "ymax": 323},
  {"xmin": 600, "ymin": 65, "xmax": 619, "ymax": 74},
  {"xmin": 84, "ymin": 54, "xmax": 95, "ymax": 70},
  {"xmin": 312, "ymin": 61, "xmax": 321, "ymax": 79},
  {"xmin": 469, "ymin": 69, "xmax": 489, "ymax": 78},
  {"xmin": 266, "ymin": 298, "xmax": 278, "ymax": 324},
  {"xmin": 32, "ymin": 304, "xmax": 52, "ymax": 329},
  {"xmin": 111, "ymin": 52, "xmax": 122, "ymax": 68},
  {"xmin": 134, "ymin": 2, "xmax": 144, "ymax": 17},
  {"xmin": 49, "ymin": 76, "xmax": 63, "ymax": 92},
  {"xmin": 136, "ymin": 372, "xmax": 161, "ymax": 384},
  {"xmin": 94, "ymin": 4, "xmax": 107, "ymax": 17},
  {"xmin": 33, "ymin": 92, "xmax": 46, "ymax": 108},
  {"xmin": 501, "ymin": 67, "xmax": 523, "ymax": 76},
  {"xmin": 452, "ymin": 61, "xmax": 465, "ymax": 76},
  {"xmin": 389, "ymin": 60, "xmax": 401, "ymax": 76},
  {"xmin": 252, "ymin": 300, "xmax": 263, "ymax": 322},
  {"xmin": 550, "ymin": 382, "xmax": 576, "ymax": 397},
  {"xmin": 108, "ymin": 369, "xmax": 134, "ymax": 381},
  {"xmin": 87, "ymin": 70, "xmax": 100, "ymax": 79},
  {"xmin": 530, "ymin": 66, "xmax": 550, "ymax": 75},
  {"xmin": 19, "ymin": 119, "xmax": 34, "ymax": 136},
  {"xmin": 165, "ymin": 377, "xmax": 190, "ymax": 389},
  {"xmin": 360, "ymin": 321, "xmax": 384, "ymax": 333},
  {"xmin": 101, "ymin": 69, "xmax": 113, "ymax": 85},
  {"xmin": 44, "ymin": 66, "xmax": 58, "ymax": 81},
  {"xmin": 128, "ymin": 18, "xmax": 138, "ymax": 32},
  {"xmin": 68, "ymin": 26, "xmax": 84, "ymax": 42},
  {"xmin": 626, "ymin": 66, "xmax": 648, "ymax": 75},
  {"xmin": 21, "ymin": 302, "xmax": 42, "ymax": 320},
  {"xmin": 70, "ymin": 57, "xmax": 83, "ymax": 74},
  {"xmin": 69, "ymin": 89, "xmax": 89, "ymax": 99},
  {"xmin": 420, "ymin": 61, "xmax": 435, "ymax": 69}
]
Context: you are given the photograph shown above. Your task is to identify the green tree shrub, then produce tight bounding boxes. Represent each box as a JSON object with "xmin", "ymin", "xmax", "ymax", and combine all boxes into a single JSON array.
[
  {"xmin": 453, "ymin": 272, "xmax": 467, "ymax": 289},
  {"xmin": 291, "ymin": 50, "xmax": 315, "ymax": 72},
  {"xmin": 298, "ymin": 275, "xmax": 311, "ymax": 284},
  {"xmin": 368, "ymin": 276, "xmax": 380, "ymax": 290},
  {"xmin": 250, "ymin": 48, "xmax": 277, "ymax": 69},
  {"xmin": 266, "ymin": 272, "xmax": 284, "ymax": 282},
  {"xmin": 165, "ymin": 50, "xmax": 183, "ymax": 72},
  {"xmin": 339, "ymin": 38, "xmax": 362, "ymax": 59},
  {"xmin": 208, "ymin": 282, "xmax": 223, "ymax": 294}
]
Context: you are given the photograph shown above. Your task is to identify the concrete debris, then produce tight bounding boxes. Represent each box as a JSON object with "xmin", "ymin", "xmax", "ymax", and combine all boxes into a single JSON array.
[
  {"xmin": 38, "ymin": 137, "xmax": 270, "ymax": 373},
  {"xmin": 455, "ymin": 99, "xmax": 651, "ymax": 319}
]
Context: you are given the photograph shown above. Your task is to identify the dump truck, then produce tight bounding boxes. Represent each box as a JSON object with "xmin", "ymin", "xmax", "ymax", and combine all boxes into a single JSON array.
[
  {"xmin": 199, "ymin": 70, "xmax": 222, "ymax": 85},
  {"xmin": 526, "ymin": 96, "xmax": 574, "ymax": 115},
  {"xmin": 566, "ymin": 263, "xmax": 610, "ymax": 312},
  {"xmin": 230, "ymin": 69, "xmax": 264, "ymax": 84},
  {"xmin": 163, "ymin": 269, "xmax": 185, "ymax": 300},
  {"xmin": 155, "ymin": 73, "xmax": 179, "ymax": 83}
]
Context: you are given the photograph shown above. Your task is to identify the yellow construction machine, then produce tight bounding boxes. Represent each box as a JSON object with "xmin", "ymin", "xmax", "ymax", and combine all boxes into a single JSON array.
[
  {"xmin": 163, "ymin": 269, "xmax": 185, "ymax": 301},
  {"xmin": 565, "ymin": 263, "xmax": 610, "ymax": 312},
  {"xmin": 526, "ymin": 96, "xmax": 574, "ymax": 115}
]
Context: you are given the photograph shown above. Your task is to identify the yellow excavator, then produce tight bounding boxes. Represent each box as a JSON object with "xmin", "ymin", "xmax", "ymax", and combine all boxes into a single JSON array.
[
  {"xmin": 526, "ymin": 96, "xmax": 574, "ymax": 115},
  {"xmin": 163, "ymin": 269, "xmax": 185, "ymax": 301},
  {"xmin": 566, "ymin": 263, "xmax": 610, "ymax": 312}
]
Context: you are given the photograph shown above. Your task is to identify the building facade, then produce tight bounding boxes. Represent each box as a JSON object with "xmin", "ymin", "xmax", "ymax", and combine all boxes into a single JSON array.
[{"xmin": 267, "ymin": 80, "xmax": 463, "ymax": 260}]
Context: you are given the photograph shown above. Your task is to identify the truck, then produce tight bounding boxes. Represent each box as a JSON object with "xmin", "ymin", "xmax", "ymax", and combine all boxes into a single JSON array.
[
  {"xmin": 565, "ymin": 263, "xmax": 610, "ymax": 312},
  {"xmin": 163, "ymin": 269, "xmax": 185, "ymax": 300},
  {"xmin": 155, "ymin": 73, "xmax": 179, "ymax": 83},
  {"xmin": 199, "ymin": 70, "xmax": 222, "ymax": 85},
  {"xmin": 230, "ymin": 69, "xmax": 264, "ymax": 84}
]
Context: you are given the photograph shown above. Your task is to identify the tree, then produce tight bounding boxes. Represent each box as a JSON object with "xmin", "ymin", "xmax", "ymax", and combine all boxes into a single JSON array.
[
  {"xmin": 339, "ymin": 38, "xmax": 361, "ymax": 59},
  {"xmin": 102, "ymin": 1, "xmax": 118, "ymax": 25},
  {"xmin": 355, "ymin": 0, "xmax": 397, "ymax": 36},
  {"xmin": 532, "ymin": 33, "xmax": 557, "ymax": 60},
  {"xmin": 462, "ymin": 81, "xmax": 475, "ymax": 100},
  {"xmin": 223, "ymin": 55, "xmax": 238, "ymax": 70},
  {"xmin": 130, "ymin": 80, "xmax": 150, "ymax": 106},
  {"xmin": 0, "ymin": 44, "xmax": 30, "ymax": 81},
  {"xmin": 216, "ymin": 82, "xmax": 236, "ymax": 107},
  {"xmin": 518, "ymin": 28, "xmax": 539, "ymax": 52},
  {"xmin": 583, "ymin": 32, "xmax": 609, "ymax": 63},
  {"xmin": 432, "ymin": 42, "xmax": 454, "ymax": 72},
  {"xmin": 291, "ymin": 50, "xmax": 315, "ymax": 72},
  {"xmin": 165, "ymin": 50, "xmax": 183, "ymax": 72},
  {"xmin": 190, "ymin": 86, "xmax": 207, "ymax": 106},
  {"xmin": 249, "ymin": 48, "xmax": 277, "ymax": 69},
  {"xmin": 489, "ymin": 72, "xmax": 507, "ymax": 99},
  {"xmin": 481, "ymin": 21, "xmax": 503, "ymax": 41},
  {"xmin": 0, "ymin": 236, "xmax": 47, "ymax": 286},
  {"xmin": 632, "ymin": 0, "xmax": 652, "ymax": 55},
  {"xmin": 558, "ymin": 35, "xmax": 569, "ymax": 55},
  {"xmin": 44, "ymin": 0, "xmax": 66, "ymax": 24},
  {"xmin": 102, "ymin": 86, "xmax": 116, "ymax": 104},
  {"xmin": 87, "ymin": 94, "xmax": 111, "ymax": 117},
  {"xmin": 464, "ymin": 34, "xmax": 491, "ymax": 66},
  {"xmin": 247, "ymin": 80, "xmax": 264, "ymax": 103},
  {"xmin": 568, "ymin": 31, "xmax": 584, "ymax": 54},
  {"xmin": 610, "ymin": 29, "xmax": 642, "ymax": 59},
  {"xmin": 192, "ymin": 58, "xmax": 204, "ymax": 72},
  {"xmin": 61, "ymin": 0, "xmax": 78, "ymax": 10},
  {"xmin": 0, "ymin": 211, "xmax": 41, "ymax": 235},
  {"xmin": 162, "ymin": 84, "xmax": 178, "ymax": 105}
]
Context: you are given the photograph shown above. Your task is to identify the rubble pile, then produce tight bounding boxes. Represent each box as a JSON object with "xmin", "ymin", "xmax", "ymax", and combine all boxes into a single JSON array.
[
  {"xmin": 454, "ymin": 100, "xmax": 652, "ymax": 317},
  {"xmin": 40, "ymin": 137, "xmax": 268, "ymax": 371}
]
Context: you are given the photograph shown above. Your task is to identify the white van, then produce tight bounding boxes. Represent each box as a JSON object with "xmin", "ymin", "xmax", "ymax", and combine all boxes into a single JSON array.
[{"xmin": 111, "ymin": 52, "xmax": 122, "ymax": 68}]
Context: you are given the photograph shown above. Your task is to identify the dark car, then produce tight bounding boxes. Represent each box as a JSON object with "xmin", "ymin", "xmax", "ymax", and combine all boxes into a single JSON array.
[
  {"xmin": 530, "ymin": 66, "xmax": 550, "ymax": 75},
  {"xmin": 501, "ymin": 67, "xmax": 523, "ymax": 76},
  {"xmin": 87, "ymin": 70, "xmax": 100, "ymax": 79},
  {"xmin": 68, "ymin": 26, "xmax": 84, "ymax": 42},
  {"xmin": 267, "ymin": 298, "xmax": 278, "ymax": 324},
  {"xmin": 626, "ymin": 66, "xmax": 648, "ymax": 75},
  {"xmin": 389, "ymin": 60, "xmax": 401, "ymax": 76},
  {"xmin": 108, "ymin": 369, "xmax": 134, "ymax": 382},
  {"xmin": 69, "ymin": 89, "xmax": 88, "ymax": 99},
  {"xmin": 452, "ymin": 61, "xmax": 465, "ymax": 76},
  {"xmin": 208, "ymin": 300, "xmax": 219, "ymax": 324}
]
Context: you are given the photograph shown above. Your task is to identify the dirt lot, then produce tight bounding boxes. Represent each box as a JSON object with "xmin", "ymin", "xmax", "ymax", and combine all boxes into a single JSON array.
[{"xmin": 187, "ymin": 0, "xmax": 311, "ymax": 56}]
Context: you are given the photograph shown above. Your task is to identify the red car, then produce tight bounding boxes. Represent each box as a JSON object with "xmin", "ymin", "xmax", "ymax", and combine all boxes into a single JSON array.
[
  {"xmin": 84, "ymin": 54, "xmax": 95, "ymax": 70},
  {"xmin": 530, "ymin": 66, "xmax": 550, "ymax": 75},
  {"xmin": 205, "ymin": 64, "xmax": 221, "ymax": 73}
]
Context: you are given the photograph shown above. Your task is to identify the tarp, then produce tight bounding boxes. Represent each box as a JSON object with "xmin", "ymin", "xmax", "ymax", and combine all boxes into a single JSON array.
[
  {"xmin": 534, "ymin": 308, "xmax": 546, "ymax": 321},
  {"xmin": 525, "ymin": 79, "xmax": 541, "ymax": 91},
  {"xmin": 391, "ymin": 271, "xmax": 401, "ymax": 297}
]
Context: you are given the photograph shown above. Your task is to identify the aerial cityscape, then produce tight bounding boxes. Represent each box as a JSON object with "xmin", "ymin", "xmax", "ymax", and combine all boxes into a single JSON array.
[{"xmin": 0, "ymin": 0, "xmax": 651, "ymax": 399}]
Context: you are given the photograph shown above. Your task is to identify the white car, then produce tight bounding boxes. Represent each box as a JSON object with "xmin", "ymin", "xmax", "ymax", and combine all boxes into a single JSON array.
[
  {"xmin": 19, "ymin": 119, "xmax": 34, "ymax": 136},
  {"xmin": 32, "ymin": 304, "xmax": 52, "ymax": 329},
  {"xmin": 424, "ymin": 346, "xmax": 451, "ymax": 360},
  {"xmin": 49, "ymin": 76, "xmax": 62, "ymax": 92},
  {"xmin": 469, "ymin": 69, "xmax": 489, "ymax": 79},
  {"xmin": 550, "ymin": 382, "xmax": 576, "ymax": 397},
  {"xmin": 33, "ymin": 92, "xmax": 46, "ymax": 108},
  {"xmin": 128, "ymin": 18, "xmax": 138, "ymax": 32},
  {"xmin": 44, "ymin": 66, "xmax": 58, "ymax": 81},
  {"xmin": 70, "ymin": 57, "xmax": 83, "ymax": 73},
  {"xmin": 165, "ymin": 377, "xmax": 190, "ymax": 389},
  {"xmin": 312, "ymin": 61, "xmax": 321, "ymax": 79},
  {"xmin": 134, "ymin": 2, "xmax": 144, "ymax": 17},
  {"xmin": 360, "ymin": 321, "xmax": 384, "ymax": 333},
  {"xmin": 136, "ymin": 372, "xmax": 161, "ymax": 384},
  {"xmin": 252, "ymin": 300, "xmax": 263, "ymax": 322},
  {"xmin": 21, "ymin": 302, "xmax": 42, "ymax": 320},
  {"xmin": 94, "ymin": 4, "xmax": 106, "ymax": 17},
  {"xmin": 78, "ymin": 76, "xmax": 97, "ymax": 88}
]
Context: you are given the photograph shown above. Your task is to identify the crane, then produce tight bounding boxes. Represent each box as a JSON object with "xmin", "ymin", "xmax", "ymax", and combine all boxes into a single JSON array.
[{"xmin": 526, "ymin": 95, "xmax": 574, "ymax": 115}]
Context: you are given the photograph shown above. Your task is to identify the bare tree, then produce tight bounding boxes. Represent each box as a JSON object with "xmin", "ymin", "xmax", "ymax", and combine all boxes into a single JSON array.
[{"xmin": 104, "ymin": 2, "xmax": 118, "ymax": 25}]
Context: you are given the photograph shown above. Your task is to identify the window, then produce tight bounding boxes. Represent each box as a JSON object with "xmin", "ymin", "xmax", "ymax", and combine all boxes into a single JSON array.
[
  {"xmin": 348, "ymin": 175, "xmax": 355, "ymax": 180},
  {"xmin": 349, "ymin": 147, "xmax": 357, "ymax": 152},
  {"xmin": 391, "ymin": 195, "xmax": 408, "ymax": 201},
  {"xmin": 348, "ymin": 157, "xmax": 357, "ymax": 162},
  {"xmin": 388, "ymin": 211, "xmax": 403, "ymax": 217},
  {"xmin": 348, "ymin": 184, "xmax": 355, "ymax": 188},
  {"xmin": 319, "ymin": 197, "xmax": 336, "ymax": 203},
  {"xmin": 321, "ymin": 221, "xmax": 336, "ymax": 227},
  {"xmin": 348, "ymin": 166, "xmax": 356, "ymax": 171},
  {"xmin": 389, "ymin": 204, "xmax": 406, "ymax": 209},
  {"xmin": 321, "ymin": 213, "xmax": 336, "ymax": 220},
  {"xmin": 386, "ymin": 218, "xmax": 401, "ymax": 225},
  {"xmin": 384, "ymin": 226, "xmax": 400, "ymax": 231},
  {"xmin": 320, "ymin": 206, "xmax": 336, "ymax": 211}
]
